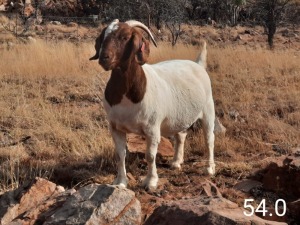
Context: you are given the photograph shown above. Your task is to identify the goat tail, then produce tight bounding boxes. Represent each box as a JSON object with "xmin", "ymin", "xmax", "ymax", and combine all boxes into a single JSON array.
[{"xmin": 195, "ymin": 40, "xmax": 207, "ymax": 69}]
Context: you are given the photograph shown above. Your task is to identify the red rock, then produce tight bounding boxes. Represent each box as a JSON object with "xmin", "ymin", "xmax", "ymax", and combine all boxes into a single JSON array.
[
  {"xmin": 291, "ymin": 147, "xmax": 300, "ymax": 157},
  {"xmin": 288, "ymin": 199, "xmax": 300, "ymax": 221},
  {"xmin": 255, "ymin": 207, "xmax": 288, "ymax": 223},
  {"xmin": 127, "ymin": 134, "xmax": 174, "ymax": 157},
  {"xmin": 0, "ymin": 178, "xmax": 141, "ymax": 225},
  {"xmin": 200, "ymin": 179, "xmax": 222, "ymax": 197},
  {"xmin": 234, "ymin": 179, "xmax": 262, "ymax": 193},
  {"xmin": 139, "ymin": 192, "xmax": 164, "ymax": 221},
  {"xmin": 262, "ymin": 156, "xmax": 300, "ymax": 199},
  {"xmin": 145, "ymin": 196, "xmax": 287, "ymax": 225},
  {"xmin": 0, "ymin": 177, "xmax": 67, "ymax": 225}
]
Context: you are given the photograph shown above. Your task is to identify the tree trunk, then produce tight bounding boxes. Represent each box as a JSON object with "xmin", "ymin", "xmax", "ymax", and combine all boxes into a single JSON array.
[
  {"xmin": 267, "ymin": 21, "xmax": 276, "ymax": 48},
  {"xmin": 267, "ymin": 8, "xmax": 276, "ymax": 49}
]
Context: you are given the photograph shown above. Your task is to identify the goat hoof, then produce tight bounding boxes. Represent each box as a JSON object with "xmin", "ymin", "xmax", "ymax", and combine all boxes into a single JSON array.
[
  {"xmin": 113, "ymin": 178, "xmax": 128, "ymax": 188},
  {"xmin": 170, "ymin": 161, "xmax": 182, "ymax": 170},
  {"xmin": 142, "ymin": 176, "xmax": 158, "ymax": 191},
  {"xmin": 116, "ymin": 183, "xmax": 127, "ymax": 188},
  {"xmin": 143, "ymin": 181, "xmax": 158, "ymax": 192},
  {"xmin": 144, "ymin": 185, "xmax": 157, "ymax": 193},
  {"xmin": 207, "ymin": 164, "xmax": 216, "ymax": 176}
]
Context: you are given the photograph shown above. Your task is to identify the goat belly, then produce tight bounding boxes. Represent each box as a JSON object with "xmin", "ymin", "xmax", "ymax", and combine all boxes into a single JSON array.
[{"xmin": 160, "ymin": 114, "xmax": 200, "ymax": 137}]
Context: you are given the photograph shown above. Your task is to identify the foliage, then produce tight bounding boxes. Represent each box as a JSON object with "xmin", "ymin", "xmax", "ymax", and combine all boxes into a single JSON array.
[{"xmin": 250, "ymin": 0, "xmax": 293, "ymax": 48}]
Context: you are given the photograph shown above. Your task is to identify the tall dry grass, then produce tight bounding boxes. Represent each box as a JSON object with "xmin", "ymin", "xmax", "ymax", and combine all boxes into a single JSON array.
[
  {"xmin": 0, "ymin": 40, "xmax": 101, "ymax": 76},
  {"xmin": 0, "ymin": 40, "xmax": 299, "ymax": 192},
  {"xmin": 0, "ymin": 40, "xmax": 114, "ymax": 191}
]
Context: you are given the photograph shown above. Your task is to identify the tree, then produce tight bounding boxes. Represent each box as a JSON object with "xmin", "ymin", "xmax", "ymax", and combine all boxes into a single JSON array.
[
  {"xmin": 285, "ymin": 0, "xmax": 300, "ymax": 29},
  {"xmin": 230, "ymin": 0, "xmax": 246, "ymax": 25},
  {"xmin": 251, "ymin": 0, "xmax": 292, "ymax": 48},
  {"xmin": 146, "ymin": 0, "xmax": 187, "ymax": 45}
]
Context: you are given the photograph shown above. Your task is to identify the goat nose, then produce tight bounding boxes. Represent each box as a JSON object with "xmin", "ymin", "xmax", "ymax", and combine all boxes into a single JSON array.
[
  {"xmin": 103, "ymin": 54, "xmax": 109, "ymax": 59},
  {"xmin": 101, "ymin": 53, "xmax": 110, "ymax": 61}
]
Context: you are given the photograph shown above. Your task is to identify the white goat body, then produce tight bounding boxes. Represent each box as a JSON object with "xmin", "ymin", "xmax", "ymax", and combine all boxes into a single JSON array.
[
  {"xmin": 105, "ymin": 60, "xmax": 213, "ymax": 137},
  {"xmin": 90, "ymin": 20, "xmax": 215, "ymax": 191}
]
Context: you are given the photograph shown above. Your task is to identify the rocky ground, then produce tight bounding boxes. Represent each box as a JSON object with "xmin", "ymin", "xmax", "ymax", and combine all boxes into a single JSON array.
[{"xmin": 1, "ymin": 137, "xmax": 299, "ymax": 224}]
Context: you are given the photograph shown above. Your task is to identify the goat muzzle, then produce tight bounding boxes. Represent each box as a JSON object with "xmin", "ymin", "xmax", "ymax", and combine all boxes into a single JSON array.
[{"xmin": 99, "ymin": 52, "xmax": 115, "ymax": 71}]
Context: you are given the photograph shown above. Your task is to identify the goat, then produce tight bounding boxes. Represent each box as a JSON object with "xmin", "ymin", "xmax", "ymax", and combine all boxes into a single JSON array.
[{"xmin": 90, "ymin": 19, "xmax": 215, "ymax": 191}]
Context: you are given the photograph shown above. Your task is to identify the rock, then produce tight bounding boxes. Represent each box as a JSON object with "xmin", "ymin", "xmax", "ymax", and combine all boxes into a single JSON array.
[
  {"xmin": 0, "ymin": 4, "xmax": 6, "ymax": 11},
  {"xmin": 235, "ymin": 34, "xmax": 252, "ymax": 42},
  {"xmin": 272, "ymin": 145, "xmax": 288, "ymax": 155},
  {"xmin": 236, "ymin": 34, "xmax": 243, "ymax": 40},
  {"xmin": 23, "ymin": 3, "xmax": 35, "ymax": 17},
  {"xmin": 27, "ymin": 36, "xmax": 37, "ymax": 44},
  {"xmin": 288, "ymin": 199, "xmax": 300, "ymax": 221},
  {"xmin": 234, "ymin": 179, "xmax": 262, "ymax": 193},
  {"xmin": 291, "ymin": 147, "xmax": 300, "ymax": 157},
  {"xmin": 67, "ymin": 22, "xmax": 78, "ymax": 27},
  {"xmin": 256, "ymin": 207, "xmax": 288, "ymax": 223},
  {"xmin": 50, "ymin": 21, "xmax": 61, "ymax": 25},
  {"xmin": 261, "ymin": 156, "xmax": 300, "ymax": 199},
  {"xmin": 281, "ymin": 29, "xmax": 297, "ymax": 37},
  {"xmin": 7, "ymin": 42, "xmax": 14, "ymax": 50},
  {"xmin": 0, "ymin": 177, "xmax": 68, "ymax": 225},
  {"xmin": 244, "ymin": 29, "xmax": 252, "ymax": 34},
  {"xmin": 139, "ymin": 192, "xmax": 165, "ymax": 220},
  {"xmin": 214, "ymin": 117, "xmax": 226, "ymax": 135},
  {"xmin": 200, "ymin": 180, "xmax": 222, "ymax": 197},
  {"xmin": 44, "ymin": 184, "xmax": 141, "ymax": 225},
  {"xmin": 0, "ymin": 178, "xmax": 141, "ymax": 225},
  {"xmin": 145, "ymin": 196, "xmax": 287, "ymax": 225},
  {"xmin": 229, "ymin": 110, "xmax": 239, "ymax": 121},
  {"xmin": 35, "ymin": 25, "xmax": 44, "ymax": 32},
  {"xmin": 127, "ymin": 133, "xmax": 174, "ymax": 157}
]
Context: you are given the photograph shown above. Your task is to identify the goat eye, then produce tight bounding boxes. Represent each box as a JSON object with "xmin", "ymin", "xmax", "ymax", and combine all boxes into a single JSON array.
[{"xmin": 121, "ymin": 36, "xmax": 128, "ymax": 41}]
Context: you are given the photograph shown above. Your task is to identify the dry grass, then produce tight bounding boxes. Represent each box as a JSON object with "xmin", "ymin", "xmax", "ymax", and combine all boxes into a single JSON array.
[
  {"xmin": 0, "ymin": 39, "xmax": 299, "ymax": 193},
  {"xmin": 0, "ymin": 40, "xmax": 100, "ymax": 76},
  {"xmin": 0, "ymin": 40, "xmax": 114, "ymax": 191}
]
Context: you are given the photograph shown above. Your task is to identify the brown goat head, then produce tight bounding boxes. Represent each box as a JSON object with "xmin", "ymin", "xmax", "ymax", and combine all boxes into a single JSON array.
[{"xmin": 90, "ymin": 19, "xmax": 157, "ymax": 71}]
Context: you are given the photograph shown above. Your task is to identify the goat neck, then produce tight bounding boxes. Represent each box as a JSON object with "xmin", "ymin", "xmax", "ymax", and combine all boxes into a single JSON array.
[{"xmin": 105, "ymin": 58, "xmax": 146, "ymax": 107}]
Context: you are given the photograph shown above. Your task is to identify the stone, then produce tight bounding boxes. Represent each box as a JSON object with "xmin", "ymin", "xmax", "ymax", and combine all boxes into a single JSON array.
[
  {"xmin": 35, "ymin": 25, "xmax": 44, "ymax": 32},
  {"xmin": 200, "ymin": 180, "xmax": 222, "ymax": 197},
  {"xmin": 261, "ymin": 156, "xmax": 300, "ymax": 199},
  {"xmin": 288, "ymin": 199, "xmax": 300, "ymax": 221},
  {"xmin": 255, "ymin": 207, "xmax": 288, "ymax": 223},
  {"xmin": 0, "ymin": 177, "xmax": 68, "ymax": 225},
  {"xmin": 229, "ymin": 110, "xmax": 239, "ymax": 121},
  {"xmin": 67, "ymin": 22, "xmax": 78, "ymax": 27},
  {"xmin": 236, "ymin": 34, "xmax": 243, "ymax": 40},
  {"xmin": 127, "ymin": 133, "xmax": 174, "ymax": 157},
  {"xmin": 234, "ymin": 179, "xmax": 262, "ymax": 193},
  {"xmin": 214, "ymin": 117, "xmax": 226, "ymax": 135},
  {"xmin": 50, "ymin": 21, "xmax": 61, "ymax": 25},
  {"xmin": 27, "ymin": 36, "xmax": 37, "ymax": 44},
  {"xmin": 44, "ymin": 184, "xmax": 141, "ymax": 225},
  {"xmin": 0, "ymin": 178, "xmax": 141, "ymax": 225},
  {"xmin": 0, "ymin": 4, "xmax": 5, "ymax": 11},
  {"xmin": 145, "ymin": 196, "xmax": 287, "ymax": 225},
  {"xmin": 291, "ymin": 147, "xmax": 300, "ymax": 157}
]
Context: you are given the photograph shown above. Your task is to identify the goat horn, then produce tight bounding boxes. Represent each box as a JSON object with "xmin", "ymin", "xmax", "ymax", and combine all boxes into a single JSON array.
[{"xmin": 125, "ymin": 20, "xmax": 157, "ymax": 47}]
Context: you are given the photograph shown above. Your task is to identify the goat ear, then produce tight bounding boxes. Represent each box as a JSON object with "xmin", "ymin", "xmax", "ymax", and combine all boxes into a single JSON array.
[
  {"xmin": 134, "ymin": 35, "xmax": 150, "ymax": 65},
  {"xmin": 89, "ymin": 27, "xmax": 106, "ymax": 60}
]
